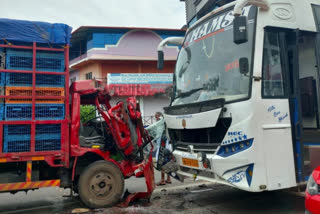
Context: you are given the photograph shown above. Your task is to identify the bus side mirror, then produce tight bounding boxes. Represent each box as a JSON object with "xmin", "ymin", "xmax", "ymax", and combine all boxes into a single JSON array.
[
  {"xmin": 233, "ymin": 16, "xmax": 248, "ymax": 44},
  {"xmin": 239, "ymin": 57, "xmax": 249, "ymax": 75},
  {"xmin": 157, "ymin": 51, "xmax": 164, "ymax": 70}
]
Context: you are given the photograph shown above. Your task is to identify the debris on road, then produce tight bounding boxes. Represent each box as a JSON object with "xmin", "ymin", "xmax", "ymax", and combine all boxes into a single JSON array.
[{"xmin": 71, "ymin": 208, "xmax": 90, "ymax": 213}]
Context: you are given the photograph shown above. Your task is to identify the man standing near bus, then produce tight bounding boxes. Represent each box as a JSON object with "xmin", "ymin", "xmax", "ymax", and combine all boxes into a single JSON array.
[{"xmin": 154, "ymin": 112, "xmax": 172, "ymax": 186}]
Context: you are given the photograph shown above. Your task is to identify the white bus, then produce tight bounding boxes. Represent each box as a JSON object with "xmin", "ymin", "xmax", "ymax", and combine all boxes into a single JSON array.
[{"xmin": 157, "ymin": 0, "xmax": 320, "ymax": 192}]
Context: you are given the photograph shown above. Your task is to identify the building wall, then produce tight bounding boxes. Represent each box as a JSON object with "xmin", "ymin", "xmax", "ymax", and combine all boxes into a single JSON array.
[
  {"xmin": 141, "ymin": 61, "xmax": 173, "ymax": 73},
  {"xmin": 79, "ymin": 63, "xmax": 102, "ymax": 80},
  {"xmin": 142, "ymin": 96, "xmax": 170, "ymax": 117},
  {"xmin": 101, "ymin": 61, "xmax": 139, "ymax": 75},
  {"xmin": 70, "ymin": 29, "xmax": 184, "ymax": 67},
  {"xmin": 74, "ymin": 60, "xmax": 176, "ymax": 85},
  {"xmin": 101, "ymin": 61, "xmax": 176, "ymax": 78},
  {"xmin": 86, "ymin": 30, "xmax": 185, "ymax": 52},
  {"xmin": 69, "ymin": 70, "xmax": 80, "ymax": 84}
]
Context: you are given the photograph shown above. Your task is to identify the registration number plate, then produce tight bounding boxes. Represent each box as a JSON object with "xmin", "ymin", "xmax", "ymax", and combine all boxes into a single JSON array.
[{"xmin": 182, "ymin": 158, "xmax": 199, "ymax": 167}]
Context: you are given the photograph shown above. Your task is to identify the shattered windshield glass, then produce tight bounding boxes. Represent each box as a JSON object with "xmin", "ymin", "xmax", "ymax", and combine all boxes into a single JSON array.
[{"xmin": 172, "ymin": 6, "xmax": 257, "ymax": 106}]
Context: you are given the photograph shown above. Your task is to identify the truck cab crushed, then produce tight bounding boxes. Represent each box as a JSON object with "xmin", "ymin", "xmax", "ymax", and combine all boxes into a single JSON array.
[
  {"xmin": 70, "ymin": 80, "xmax": 155, "ymax": 208},
  {"xmin": 0, "ymin": 18, "xmax": 155, "ymax": 209}
]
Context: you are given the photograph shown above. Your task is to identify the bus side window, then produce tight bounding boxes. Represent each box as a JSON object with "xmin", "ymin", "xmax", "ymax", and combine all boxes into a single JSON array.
[
  {"xmin": 262, "ymin": 31, "xmax": 286, "ymax": 98},
  {"xmin": 298, "ymin": 33, "xmax": 319, "ymax": 128}
]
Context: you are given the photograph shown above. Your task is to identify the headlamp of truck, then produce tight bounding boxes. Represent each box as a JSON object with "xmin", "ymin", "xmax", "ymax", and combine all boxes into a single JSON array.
[{"xmin": 307, "ymin": 175, "xmax": 319, "ymax": 195}]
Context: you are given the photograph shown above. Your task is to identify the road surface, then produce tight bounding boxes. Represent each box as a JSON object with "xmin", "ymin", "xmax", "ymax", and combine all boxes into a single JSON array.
[{"xmin": 0, "ymin": 171, "xmax": 306, "ymax": 214}]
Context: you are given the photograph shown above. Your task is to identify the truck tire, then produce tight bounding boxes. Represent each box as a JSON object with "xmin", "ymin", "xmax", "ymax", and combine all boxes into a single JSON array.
[{"xmin": 78, "ymin": 160, "xmax": 124, "ymax": 208}]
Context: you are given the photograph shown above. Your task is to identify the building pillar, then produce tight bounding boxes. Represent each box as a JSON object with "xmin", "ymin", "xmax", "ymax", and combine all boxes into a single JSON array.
[{"xmin": 139, "ymin": 96, "xmax": 144, "ymax": 117}]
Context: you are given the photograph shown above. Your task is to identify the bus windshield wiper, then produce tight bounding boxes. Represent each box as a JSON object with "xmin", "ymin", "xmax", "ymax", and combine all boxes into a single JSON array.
[
  {"xmin": 174, "ymin": 87, "xmax": 204, "ymax": 99},
  {"xmin": 173, "ymin": 77, "xmax": 220, "ymax": 100}
]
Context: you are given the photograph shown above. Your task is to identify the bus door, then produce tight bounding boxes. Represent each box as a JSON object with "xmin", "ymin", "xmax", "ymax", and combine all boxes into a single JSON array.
[{"xmin": 286, "ymin": 5, "xmax": 320, "ymax": 182}]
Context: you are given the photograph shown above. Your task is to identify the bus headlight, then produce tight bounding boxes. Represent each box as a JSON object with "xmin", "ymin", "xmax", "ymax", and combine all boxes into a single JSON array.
[
  {"xmin": 217, "ymin": 139, "xmax": 253, "ymax": 157},
  {"xmin": 197, "ymin": 152, "xmax": 206, "ymax": 162},
  {"xmin": 307, "ymin": 175, "xmax": 319, "ymax": 195},
  {"xmin": 231, "ymin": 146, "xmax": 236, "ymax": 152}
]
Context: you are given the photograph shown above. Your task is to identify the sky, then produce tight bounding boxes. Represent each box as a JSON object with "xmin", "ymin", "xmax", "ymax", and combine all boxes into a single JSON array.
[{"xmin": 1, "ymin": 0, "xmax": 186, "ymax": 31}]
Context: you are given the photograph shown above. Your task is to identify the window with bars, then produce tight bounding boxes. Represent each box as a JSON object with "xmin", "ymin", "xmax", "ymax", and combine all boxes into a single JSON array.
[{"xmin": 85, "ymin": 72, "xmax": 92, "ymax": 80}]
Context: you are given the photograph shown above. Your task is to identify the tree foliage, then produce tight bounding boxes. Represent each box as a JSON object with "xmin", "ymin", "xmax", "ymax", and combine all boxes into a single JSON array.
[{"xmin": 80, "ymin": 105, "xmax": 96, "ymax": 124}]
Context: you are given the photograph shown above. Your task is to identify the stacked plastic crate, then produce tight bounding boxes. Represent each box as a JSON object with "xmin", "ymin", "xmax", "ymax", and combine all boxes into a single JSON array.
[
  {"xmin": 0, "ymin": 19, "xmax": 71, "ymax": 155},
  {"xmin": 0, "ymin": 47, "xmax": 4, "ymax": 113},
  {"xmin": 3, "ymin": 50, "xmax": 65, "ymax": 153}
]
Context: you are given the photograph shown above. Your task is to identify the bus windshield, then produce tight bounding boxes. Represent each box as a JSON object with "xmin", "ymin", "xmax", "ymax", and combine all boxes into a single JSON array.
[{"xmin": 172, "ymin": 6, "xmax": 257, "ymax": 106}]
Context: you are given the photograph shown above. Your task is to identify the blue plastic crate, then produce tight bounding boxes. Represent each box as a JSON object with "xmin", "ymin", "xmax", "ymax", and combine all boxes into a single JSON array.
[
  {"xmin": 4, "ymin": 104, "xmax": 65, "ymax": 120},
  {"xmin": 36, "ymin": 133, "xmax": 61, "ymax": 140},
  {"xmin": 6, "ymin": 49, "xmax": 32, "ymax": 71},
  {"xmin": 0, "ymin": 73, "xmax": 5, "ymax": 86},
  {"xmin": 0, "ymin": 48, "xmax": 5, "ymax": 70},
  {"xmin": 3, "ymin": 139, "xmax": 61, "ymax": 153},
  {"xmin": 3, "ymin": 124, "xmax": 61, "ymax": 153},
  {"xmin": 0, "ymin": 86, "xmax": 3, "ymax": 103},
  {"xmin": 35, "ymin": 105, "xmax": 65, "ymax": 120},
  {"xmin": 5, "ymin": 72, "xmax": 32, "ymax": 86},
  {"xmin": 0, "ymin": 47, "xmax": 5, "ymax": 86},
  {"xmin": 0, "ymin": 104, "xmax": 4, "ymax": 120},
  {"xmin": 6, "ymin": 49, "xmax": 65, "ymax": 72},
  {"xmin": 36, "ymin": 52, "xmax": 65, "ymax": 72},
  {"xmin": 3, "ymin": 124, "xmax": 31, "ymax": 153},
  {"xmin": 4, "ymin": 124, "xmax": 31, "ymax": 137},
  {"xmin": 35, "ymin": 139, "xmax": 61, "ymax": 151},
  {"xmin": 5, "ymin": 73, "xmax": 65, "ymax": 87},
  {"xmin": 36, "ymin": 74, "xmax": 65, "ymax": 87},
  {"xmin": 36, "ymin": 124, "xmax": 61, "ymax": 135},
  {"xmin": 4, "ymin": 124, "xmax": 60, "ymax": 137},
  {"xmin": 3, "ymin": 138, "xmax": 30, "ymax": 153},
  {"xmin": 36, "ymin": 124, "xmax": 61, "ymax": 141}
]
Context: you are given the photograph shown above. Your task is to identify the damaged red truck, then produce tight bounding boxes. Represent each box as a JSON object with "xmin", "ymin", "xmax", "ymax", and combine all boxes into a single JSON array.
[{"xmin": 0, "ymin": 19, "xmax": 155, "ymax": 208}]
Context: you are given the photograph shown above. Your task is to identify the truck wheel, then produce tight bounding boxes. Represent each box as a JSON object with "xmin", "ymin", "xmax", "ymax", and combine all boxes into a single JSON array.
[{"xmin": 78, "ymin": 160, "xmax": 124, "ymax": 208}]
